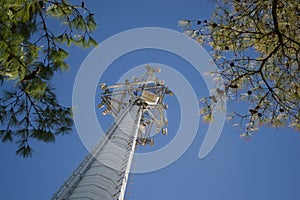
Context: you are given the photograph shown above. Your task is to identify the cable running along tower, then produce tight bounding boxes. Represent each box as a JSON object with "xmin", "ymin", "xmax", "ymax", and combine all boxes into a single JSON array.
[{"xmin": 52, "ymin": 66, "xmax": 172, "ymax": 200}]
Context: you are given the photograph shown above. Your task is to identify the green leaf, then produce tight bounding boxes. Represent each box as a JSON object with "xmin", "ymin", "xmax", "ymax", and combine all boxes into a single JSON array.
[
  {"xmin": 86, "ymin": 14, "xmax": 96, "ymax": 31},
  {"xmin": 202, "ymin": 114, "xmax": 213, "ymax": 123},
  {"xmin": 52, "ymin": 60, "xmax": 69, "ymax": 71},
  {"xmin": 55, "ymin": 126, "xmax": 72, "ymax": 135},
  {"xmin": 88, "ymin": 37, "xmax": 98, "ymax": 46},
  {"xmin": 38, "ymin": 63, "xmax": 54, "ymax": 80},
  {"xmin": 57, "ymin": 48, "xmax": 69, "ymax": 59},
  {"xmin": 0, "ymin": 129, "xmax": 5, "ymax": 139},
  {"xmin": 16, "ymin": 145, "xmax": 32, "ymax": 158},
  {"xmin": 1, "ymin": 130, "xmax": 13, "ymax": 142},
  {"xmin": 24, "ymin": 78, "xmax": 47, "ymax": 99},
  {"xmin": 30, "ymin": 129, "xmax": 55, "ymax": 143}
]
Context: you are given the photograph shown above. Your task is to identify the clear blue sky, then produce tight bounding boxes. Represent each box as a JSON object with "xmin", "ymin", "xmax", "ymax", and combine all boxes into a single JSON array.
[{"xmin": 1, "ymin": 0, "xmax": 300, "ymax": 199}]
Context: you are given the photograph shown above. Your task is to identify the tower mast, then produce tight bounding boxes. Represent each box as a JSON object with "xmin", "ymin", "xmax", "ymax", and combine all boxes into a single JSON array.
[{"xmin": 52, "ymin": 66, "xmax": 171, "ymax": 200}]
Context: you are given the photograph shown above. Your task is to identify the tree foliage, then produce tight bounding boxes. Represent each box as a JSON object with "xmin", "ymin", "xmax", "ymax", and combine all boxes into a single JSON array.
[
  {"xmin": 179, "ymin": 0, "xmax": 300, "ymax": 137},
  {"xmin": 0, "ymin": 0, "xmax": 97, "ymax": 157}
]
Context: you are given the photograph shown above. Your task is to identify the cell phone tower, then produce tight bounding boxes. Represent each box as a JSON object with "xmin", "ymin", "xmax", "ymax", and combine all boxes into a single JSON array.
[{"xmin": 52, "ymin": 65, "xmax": 172, "ymax": 200}]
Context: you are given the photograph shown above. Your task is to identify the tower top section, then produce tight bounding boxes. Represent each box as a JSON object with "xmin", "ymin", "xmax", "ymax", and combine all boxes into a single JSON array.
[{"xmin": 98, "ymin": 65, "xmax": 172, "ymax": 146}]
